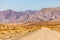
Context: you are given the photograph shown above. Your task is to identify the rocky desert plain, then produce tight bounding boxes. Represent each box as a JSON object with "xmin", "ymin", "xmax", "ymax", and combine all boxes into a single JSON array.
[{"xmin": 0, "ymin": 21, "xmax": 60, "ymax": 40}]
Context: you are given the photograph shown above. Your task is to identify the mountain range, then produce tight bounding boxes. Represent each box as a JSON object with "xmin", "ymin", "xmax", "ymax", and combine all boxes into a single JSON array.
[{"xmin": 0, "ymin": 7, "xmax": 60, "ymax": 23}]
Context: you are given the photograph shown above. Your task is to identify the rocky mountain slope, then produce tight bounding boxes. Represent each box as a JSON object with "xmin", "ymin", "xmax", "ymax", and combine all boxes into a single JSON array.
[
  {"xmin": 29, "ymin": 7, "xmax": 60, "ymax": 22},
  {"xmin": 0, "ymin": 9, "xmax": 37, "ymax": 23},
  {"xmin": 0, "ymin": 7, "xmax": 60, "ymax": 23}
]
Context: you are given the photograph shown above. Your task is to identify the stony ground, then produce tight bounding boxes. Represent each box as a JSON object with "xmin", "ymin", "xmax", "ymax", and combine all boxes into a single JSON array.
[{"xmin": 0, "ymin": 22, "xmax": 60, "ymax": 40}]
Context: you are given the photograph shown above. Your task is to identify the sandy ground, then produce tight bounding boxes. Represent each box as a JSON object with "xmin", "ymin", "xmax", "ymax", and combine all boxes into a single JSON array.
[{"xmin": 20, "ymin": 28, "xmax": 60, "ymax": 40}]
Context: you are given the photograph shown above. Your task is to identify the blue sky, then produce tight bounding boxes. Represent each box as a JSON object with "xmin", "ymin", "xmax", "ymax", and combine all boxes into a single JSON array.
[{"xmin": 0, "ymin": 0, "xmax": 60, "ymax": 11}]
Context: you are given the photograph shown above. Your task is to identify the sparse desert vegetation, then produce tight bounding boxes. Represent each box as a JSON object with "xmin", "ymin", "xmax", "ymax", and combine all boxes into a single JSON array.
[{"xmin": 0, "ymin": 21, "xmax": 60, "ymax": 40}]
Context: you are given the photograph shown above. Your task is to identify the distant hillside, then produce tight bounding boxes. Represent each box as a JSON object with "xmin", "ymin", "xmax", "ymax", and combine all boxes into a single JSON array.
[
  {"xmin": 0, "ymin": 7, "xmax": 60, "ymax": 23},
  {"xmin": 0, "ymin": 9, "xmax": 37, "ymax": 23},
  {"xmin": 29, "ymin": 7, "xmax": 60, "ymax": 22}
]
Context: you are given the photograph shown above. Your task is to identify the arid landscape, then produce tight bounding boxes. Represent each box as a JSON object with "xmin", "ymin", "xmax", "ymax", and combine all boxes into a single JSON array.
[
  {"xmin": 0, "ymin": 21, "xmax": 60, "ymax": 40},
  {"xmin": 0, "ymin": 0, "xmax": 60, "ymax": 40},
  {"xmin": 0, "ymin": 7, "xmax": 60, "ymax": 40}
]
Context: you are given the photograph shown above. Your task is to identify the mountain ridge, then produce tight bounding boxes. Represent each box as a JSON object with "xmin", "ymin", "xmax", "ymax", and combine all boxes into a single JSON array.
[{"xmin": 0, "ymin": 7, "xmax": 60, "ymax": 23}]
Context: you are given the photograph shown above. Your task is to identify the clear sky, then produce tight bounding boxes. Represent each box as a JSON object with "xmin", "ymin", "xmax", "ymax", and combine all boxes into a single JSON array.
[{"xmin": 0, "ymin": 0, "xmax": 60, "ymax": 11}]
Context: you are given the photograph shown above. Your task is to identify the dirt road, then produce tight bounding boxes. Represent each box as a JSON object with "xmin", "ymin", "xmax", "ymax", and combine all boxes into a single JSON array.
[{"xmin": 20, "ymin": 28, "xmax": 60, "ymax": 40}]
